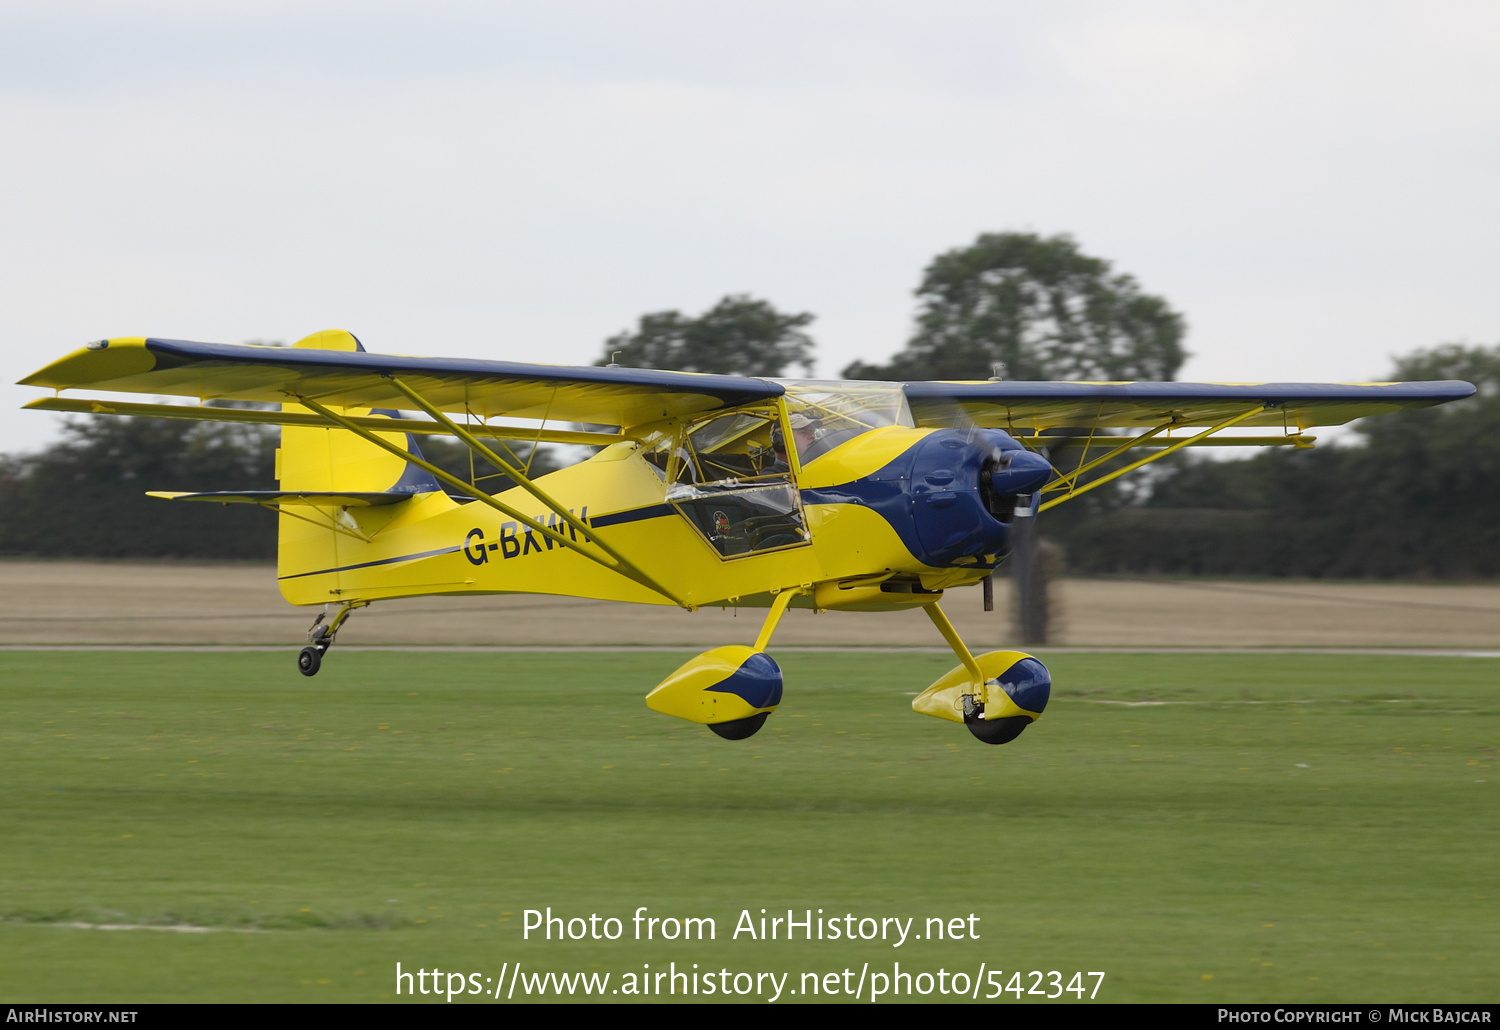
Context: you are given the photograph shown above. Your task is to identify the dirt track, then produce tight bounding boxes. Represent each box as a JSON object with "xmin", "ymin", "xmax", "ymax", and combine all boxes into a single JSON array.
[{"xmin": 1, "ymin": 559, "xmax": 1497, "ymax": 648}]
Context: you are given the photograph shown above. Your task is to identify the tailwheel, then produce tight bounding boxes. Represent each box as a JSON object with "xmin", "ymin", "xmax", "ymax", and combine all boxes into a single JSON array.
[
  {"xmin": 295, "ymin": 600, "xmax": 367, "ymax": 678},
  {"xmin": 297, "ymin": 645, "xmax": 322, "ymax": 677},
  {"xmin": 708, "ymin": 712, "xmax": 769, "ymax": 741}
]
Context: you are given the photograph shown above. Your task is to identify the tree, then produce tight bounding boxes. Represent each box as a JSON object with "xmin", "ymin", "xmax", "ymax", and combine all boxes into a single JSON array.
[
  {"xmin": 844, "ymin": 232, "xmax": 1186, "ymax": 381},
  {"xmin": 0, "ymin": 418, "xmax": 562, "ymax": 560},
  {"xmin": 598, "ymin": 294, "xmax": 815, "ymax": 377},
  {"xmin": 845, "ymin": 232, "xmax": 1188, "ymax": 644},
  {"xmin": 1316, "ymin": 342, "xmax": 1500, "ymax": 577}
]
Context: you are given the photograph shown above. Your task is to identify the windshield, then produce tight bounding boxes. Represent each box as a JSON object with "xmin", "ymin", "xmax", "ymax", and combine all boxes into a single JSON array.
[{"xmin": 774, "ymin": 380, "xmax": 914, "ymax": 464}]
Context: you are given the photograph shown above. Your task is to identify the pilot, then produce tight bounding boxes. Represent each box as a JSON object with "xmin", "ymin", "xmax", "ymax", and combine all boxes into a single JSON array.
[{"xmin": 769, "ymin": 412, "xmax": 819, "ymax": 472}]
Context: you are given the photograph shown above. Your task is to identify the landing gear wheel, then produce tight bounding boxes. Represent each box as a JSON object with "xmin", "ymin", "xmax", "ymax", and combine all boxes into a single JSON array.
[
  {"xmin": 964, "ymin": 713, "xmax": 1029, "ymax": 745},
  {"xmin": 708, "ymin": 713, "xmax": 769, "ymax": 740},
  {"xmin": 298, "ymin": 646, "xmax": 322, "ymax": 677},
  {"xmin": 296, "ymin": 600, "xmax": 367, "ymax": 677}
]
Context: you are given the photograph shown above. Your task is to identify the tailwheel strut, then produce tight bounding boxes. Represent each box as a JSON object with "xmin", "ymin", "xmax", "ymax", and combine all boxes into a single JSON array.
[{"xmin": 298, "ymin": 600, "xmax": 367, "ymax": 677}]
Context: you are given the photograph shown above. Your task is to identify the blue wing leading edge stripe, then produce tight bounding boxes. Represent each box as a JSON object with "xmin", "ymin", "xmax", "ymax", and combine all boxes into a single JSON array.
[
  {"xmin": 902, "ymin": 381, "xmax": 1477, "ymax": 404},
  {"xmin": 142, "ymin": 338, "xmax": 785, "ymax": 407}
]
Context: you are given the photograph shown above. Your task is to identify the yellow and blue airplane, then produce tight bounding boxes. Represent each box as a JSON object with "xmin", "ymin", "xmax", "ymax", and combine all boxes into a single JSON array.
[{"xmin": 18, "ymin": 330, "xmax": 1475, "ymax": 744}]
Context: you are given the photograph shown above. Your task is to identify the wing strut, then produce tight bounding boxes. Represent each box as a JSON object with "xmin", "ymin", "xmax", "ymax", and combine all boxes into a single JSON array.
[
  {"xmin": 1036, "ymin": 405, "xmax": 1265, "ymax": 513},
  {"xmin": 384, "ymin": 377, "xmax": 633, "ymax": 576},
  {"xmin": 296, "ymin": 393, "xmax": 691, "ymax": 609},
  {"xmin": 1036, "ymin": 422, "xmax": 1172, "ymax": 496},
  {"xmin": 23, "ymin": 397, "xmax": 630, "ymax": 447}
]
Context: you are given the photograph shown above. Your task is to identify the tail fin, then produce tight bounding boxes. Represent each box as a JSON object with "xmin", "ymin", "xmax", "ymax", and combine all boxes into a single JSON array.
[{"xmin": 276, "ymin": 330, "xmax": 440, "ymax": 600}]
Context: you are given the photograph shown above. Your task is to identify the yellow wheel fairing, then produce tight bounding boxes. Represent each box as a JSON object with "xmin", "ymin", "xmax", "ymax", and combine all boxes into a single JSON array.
[
  {"xmin": 912, "ymin": 650, "xmax": 1049, "ymax": 725},
  {"xmin": 291, "ymin": 329, "xmax": 363, "ymax": 353},
  {"xmin": 645, "ymin": 646, "xmax": 783, "ymax": 725}
]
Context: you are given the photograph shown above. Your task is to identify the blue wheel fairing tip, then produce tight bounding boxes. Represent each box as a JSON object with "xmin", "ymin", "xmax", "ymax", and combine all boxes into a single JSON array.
[
  {"xmin": 997, "ymin": 657, "xmax": 1050, "ymax": 715},
  {"xmin": 706, "ymin": 651, "xmax": 784, "ymax": 710}
]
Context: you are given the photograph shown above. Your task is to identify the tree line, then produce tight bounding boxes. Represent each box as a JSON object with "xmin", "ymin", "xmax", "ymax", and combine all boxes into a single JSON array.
[
  {"xmin": 2, "ymin": 230, "xmax": 1493, "ymax": 577},
  {"xmin": 1054, "ymin": 344, "xmax": 1500, "ymax": 578},
  {"xmin": 0, "ymin": 411, "xmax": 554, "ymax": 560}
]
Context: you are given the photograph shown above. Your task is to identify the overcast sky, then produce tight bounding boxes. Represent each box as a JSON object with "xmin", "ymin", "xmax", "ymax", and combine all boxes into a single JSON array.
[{"xmin": 3, "ymin": 0, "xmax": 1497, "ymax": 452}]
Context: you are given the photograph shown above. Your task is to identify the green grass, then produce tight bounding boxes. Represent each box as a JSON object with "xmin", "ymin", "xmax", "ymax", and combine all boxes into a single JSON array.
[{"xmin": 0, "ymin": 649, "xmax": 1495, "ymax": 1003}]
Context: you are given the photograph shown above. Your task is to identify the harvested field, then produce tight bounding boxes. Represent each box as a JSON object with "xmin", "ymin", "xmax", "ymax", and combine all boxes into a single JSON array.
[{"xmin": 2, "ymin": 559, "xmax": 1498, "ymax": 648}]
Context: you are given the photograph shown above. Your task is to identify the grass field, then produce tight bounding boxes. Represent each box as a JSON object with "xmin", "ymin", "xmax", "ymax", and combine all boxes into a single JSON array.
[{"xmin": 0, "ymin": 649, "xmax": 1495, "ymax": 1003}]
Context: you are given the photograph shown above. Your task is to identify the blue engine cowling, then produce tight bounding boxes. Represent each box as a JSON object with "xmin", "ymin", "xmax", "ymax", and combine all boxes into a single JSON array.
[
  {"xmin": 801, "ymin": 428, "xmax": 1052, "ymax": 568},
  {"xmin": 904, "ymin": 429, "xmax": 1052, "ymax": 566}
]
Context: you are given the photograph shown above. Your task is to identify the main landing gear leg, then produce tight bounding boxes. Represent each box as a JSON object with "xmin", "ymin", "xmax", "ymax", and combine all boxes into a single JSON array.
[
  {"xmin": 923, "ymin": 601, "xmax": 986, "ymax": 712},
  {"xmin": 298, "ymin": 600, "xmax": 367, "ymax": 677}
]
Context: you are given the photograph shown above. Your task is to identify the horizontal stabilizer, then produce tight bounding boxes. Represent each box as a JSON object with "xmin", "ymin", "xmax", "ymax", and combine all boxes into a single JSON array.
[{"xmin": 147, "ymin": 490, "xmax": 414, "ymax": 507}]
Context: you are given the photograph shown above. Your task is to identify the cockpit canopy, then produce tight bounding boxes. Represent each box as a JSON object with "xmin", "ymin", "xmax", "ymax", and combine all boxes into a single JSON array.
[
  {"xmin": 638, "ymin": 380, "xmax": 914, "ymax": 484},
  {"xmin": 776, "ymin": 380, "xmax": 914, "ymax": 465},
  {"xmin": 630, "ymin": 381, "xmax": 912, "ymax": 559}
]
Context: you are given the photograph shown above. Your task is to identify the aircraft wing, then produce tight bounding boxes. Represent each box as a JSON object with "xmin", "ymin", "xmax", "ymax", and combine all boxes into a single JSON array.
[
  {"xmin": 146, "ymin": 491, "xmax": 413, "ymax": 507},
  {"xmin": 903, "ymin": 380, "xmax": 1478, "ymax": 433},
  {"xmin": 19, "ymin": 337, "xmax": 784, "ymax": 427}
]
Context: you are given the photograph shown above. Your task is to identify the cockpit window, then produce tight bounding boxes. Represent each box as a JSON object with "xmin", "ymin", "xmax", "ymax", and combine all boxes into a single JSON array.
[
  {"xmin": 662, "ymin": 408, "xmax": 808, "ymax": 558},
  {"xmin": 655, "ymin": 411, "xmax": 783, "ymax": 486},
  {"xmin": 774, "ymin": 380, "xmax": 915, "ymax": 465},
  {"xmin": 680, "ymin": 412, "xmax": 781, "ymax": 483}
]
